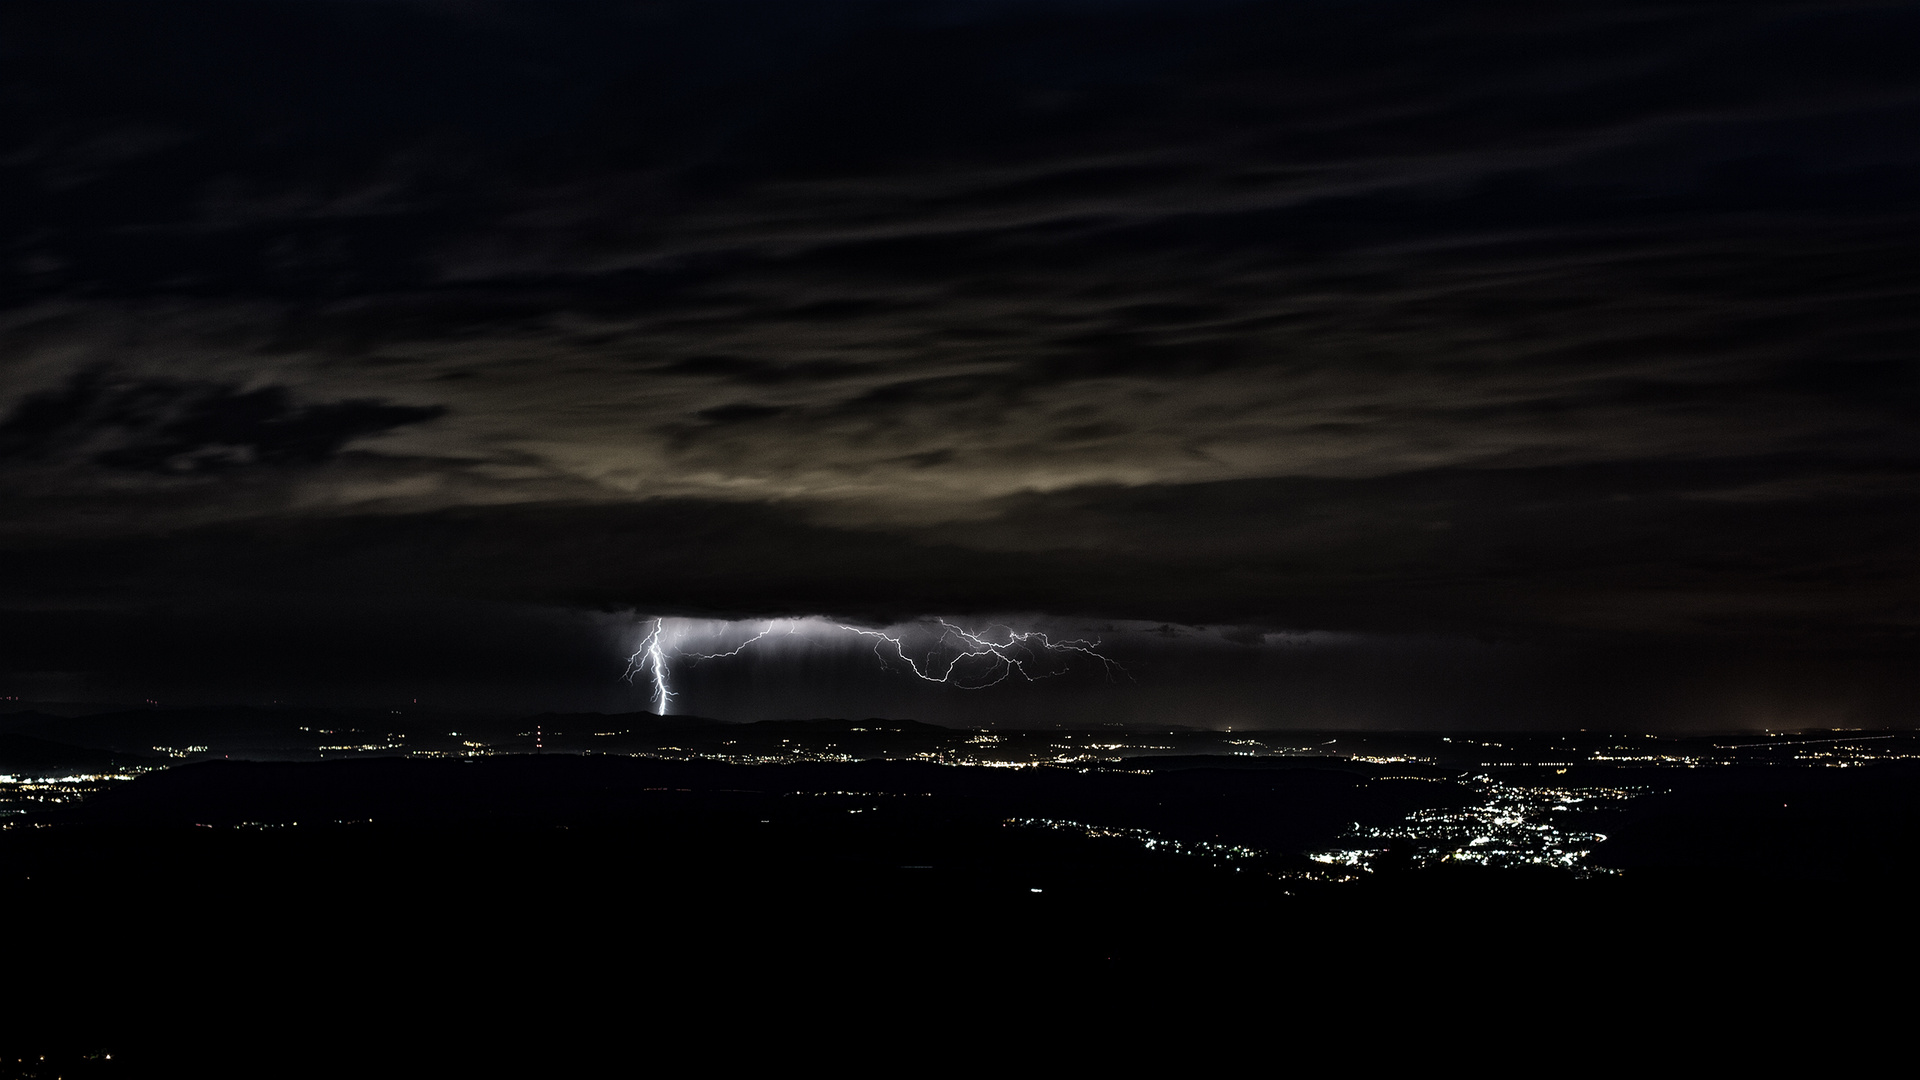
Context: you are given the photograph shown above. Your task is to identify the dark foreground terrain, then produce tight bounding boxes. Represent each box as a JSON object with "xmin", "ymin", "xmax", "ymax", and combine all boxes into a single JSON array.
[{"xmin": 3, "ymin": 749, "xmax": 1916, "ymax": 1073}]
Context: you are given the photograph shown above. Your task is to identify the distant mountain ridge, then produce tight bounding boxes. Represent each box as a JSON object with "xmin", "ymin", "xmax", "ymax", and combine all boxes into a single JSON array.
[{"xmin": 0, "ymin": 732, "xmax": 155, "ymax": 775}]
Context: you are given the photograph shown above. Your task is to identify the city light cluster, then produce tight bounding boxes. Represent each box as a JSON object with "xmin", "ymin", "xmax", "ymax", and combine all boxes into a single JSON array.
[
  {"xmin": 1007, "ymin": 816, "xmax": 1264, "ymax": 863},
  {"xmin": 1310, "ymin": 776, "xmax": 1638, "ymax": 876}
]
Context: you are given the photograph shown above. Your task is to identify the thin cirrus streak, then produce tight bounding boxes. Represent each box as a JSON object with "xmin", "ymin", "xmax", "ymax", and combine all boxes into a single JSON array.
[{"xmin": 623, "ymin": 616, "xmax": 1129, "ymax": 716}]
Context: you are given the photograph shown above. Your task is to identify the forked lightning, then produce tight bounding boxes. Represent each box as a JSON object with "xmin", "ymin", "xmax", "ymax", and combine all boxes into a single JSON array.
[{"xmin": 624, "ymin": 617, "xmax": 1127, "ymax": 715}]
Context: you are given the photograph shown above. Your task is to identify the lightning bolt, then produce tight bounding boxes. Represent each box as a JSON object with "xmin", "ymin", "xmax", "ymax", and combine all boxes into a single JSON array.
[
  {"xmin": 622, "ymin": 619, "xmax": 674, "ymax": 715},
  {"xmin": 684, "ymin": 622, "xmax": 779, "ymax": 665},
  {"xmin": 839, "ymin": 619, "xmax": 1128, "ymax": 689},
  {"xmin": 624, "ymin": 616, "xmax": 1129, "ymax": 715},
  {"xmin": 623, "ymin": 618, "xmax": 786, "ymax": 716}
]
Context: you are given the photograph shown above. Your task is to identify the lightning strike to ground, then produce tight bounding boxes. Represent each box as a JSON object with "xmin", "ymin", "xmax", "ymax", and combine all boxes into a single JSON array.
[
  {"xmin": 624, "ymin": 617, "xmax": 1128, "ymax": 716},
  {"xmin": 623, "ymin": 620, "xmax": 674, "ymax": 715}
]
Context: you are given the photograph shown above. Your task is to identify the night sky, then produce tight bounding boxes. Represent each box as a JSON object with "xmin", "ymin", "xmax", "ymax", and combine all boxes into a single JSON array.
[{"xmin": 2, "ymin": 1, "xmax": 1916, "ymax": 727}]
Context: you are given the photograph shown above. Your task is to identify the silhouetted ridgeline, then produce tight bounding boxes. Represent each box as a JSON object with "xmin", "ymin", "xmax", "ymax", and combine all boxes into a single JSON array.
[{"xmin": 0, "ymin": 732, "xmax": 153, "ymax": 776}]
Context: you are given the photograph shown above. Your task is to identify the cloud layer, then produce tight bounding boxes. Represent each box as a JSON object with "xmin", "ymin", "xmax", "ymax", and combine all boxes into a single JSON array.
[{"xmin": 2, "ymin": 2, "xmax": 1916, "ymax": 720}]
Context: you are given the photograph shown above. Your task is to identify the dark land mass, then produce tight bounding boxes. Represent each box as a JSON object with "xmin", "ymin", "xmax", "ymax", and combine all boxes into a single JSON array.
[
  {"xmin": 1591, "ymin": 764, "xmax": 1920, "ymax": 880},
  {"xmin": 0, "ymin": 706, "xmax": 959, "ymax": 761},
  {"xmin": 6, "ymin": 702, "xmax": 1907, "ymax": 762},
  {"xmin": 34, "ymin": 745, "xmax": 1920, "ymax": 882},
  {"xmin": 1108, "ymin": 753, "xmax": 1453, "ymax": 779},
  {"xmin": 49, "ymin": 754, "xmax": 1460, "ymax": 859},
  {"xmin": 4, "ymin": 749, "xmax": 1917, "ymax": 1071}
]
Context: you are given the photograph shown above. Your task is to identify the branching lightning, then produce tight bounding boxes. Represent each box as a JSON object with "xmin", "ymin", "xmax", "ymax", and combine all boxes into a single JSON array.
[
  {"xmin": 684, "ymin": 623, "xmax": 779, "ymax": 664},
  {"xmin": 623, "ymin": 620, "xmax": 674, "ymax": 715},
  {"xmin": 838, "ymin": 619, "xmax": 1128, "ymax": 689},
  {"xmin": 624, "ymin": 616, "xmax": 1128, "ymax": 715}
]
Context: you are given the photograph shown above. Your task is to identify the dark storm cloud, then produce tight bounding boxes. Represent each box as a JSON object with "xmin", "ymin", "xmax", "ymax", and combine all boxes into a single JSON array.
[
  {"xmin": 1, "ymin": 1, "xmax": 1917, "ymax": 720},
  {"xmin": 0, "ymin": 367, "xmax": 445, "ymax": 472},
  {"xmin": 0, "ymin": 494, "xmax": 1904, "ymax": 727}
]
